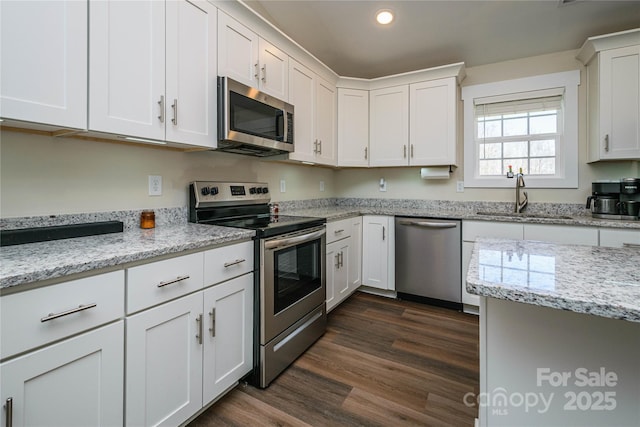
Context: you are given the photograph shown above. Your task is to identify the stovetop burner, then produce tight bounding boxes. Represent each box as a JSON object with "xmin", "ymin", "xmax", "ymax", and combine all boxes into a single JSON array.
[{"xmin": 189, "ymin": 181, "xmax": 325, "ymax": 237}]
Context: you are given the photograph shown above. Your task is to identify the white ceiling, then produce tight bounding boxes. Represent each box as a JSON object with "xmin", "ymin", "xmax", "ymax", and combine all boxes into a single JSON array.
[{"xmin": 244, "ymin": 0, "xmax": 640, "ymax": 79}]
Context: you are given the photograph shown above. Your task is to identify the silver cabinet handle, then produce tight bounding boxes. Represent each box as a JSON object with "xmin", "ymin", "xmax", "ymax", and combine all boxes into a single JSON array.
[
  {"xmin": 334, "ymin": 229, "xmax": 345, "ymax": 234},
  {"xmin": 364, "ymin": 147, "xmax": 368, "ymax": 159},
  {"xmin": 313, "ymin": 140, "xmax": 318, "ymax": 153},
  {"xmin": 382, "ymin": 225, "xmax": 386, "ymax": 241},
  {"xmin": 157, "ymin": 275, "xmax": 190, "ymax": 288},
  {"xmin": 335, "ymin": 253, "xmax": 340, "ymax": 269},
  {"xmin": 623, "ymin": 243, "xmax": 640, "ymax": 249},
  {"xmin": 158, "ymin": 95, "xmax": 165, "ymax": 123},
  {"xmin": 265, "ymin": 228, "xmax": 325, "ymax": 250},
  {"xmin": 403, "ymin": 145, "xmax": 407, "ymax": 158},
  {"xmin": 209, "ymin": 308, "xmax": 216, "ymax": 337},
  {"xmin": 223, "ymin": 258, "xmax": 246, "ymax": 268},
  {"xmin": 261, "ymin": 64, "xmax": 267, "ymax": 82},
  {"xmin": 41, "ymin": 303, "xmax": 97, "ymax": 323},
  {"xmin": 398, "ymin": 220, "xmax": 458, "ymax": 229},
  {"xmin": 254, "ymin": 63, "xmax": 259, "ymax": 80},
  {"xmin": 604, "ymin": 134, "xmax": 609, "ymax": 152},
  {"xmin": 196, "ymin": 314, "xmax": 203, "ymax": 345},
  {"xmin": 339, "ymin": 251, "xmax": 344, "ymax": 268},
  {"xmin": 318, "ymin": 140, "xmax": 322, "ymax": 154},
  {"xmin": 171, "ymin": 99, "xmax": 178, "ymax": 125},
  {"xmin": 411, "ymin": 144, "xmax": 414, "ymax": 158},
  {"xmin": 5, "ymin": 397, "xmax": 13, "ymax": 427}
]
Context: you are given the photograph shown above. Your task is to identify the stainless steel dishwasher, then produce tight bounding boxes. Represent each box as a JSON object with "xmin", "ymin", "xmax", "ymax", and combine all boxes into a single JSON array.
[{"xmin": 395, "ymin": 217, "xmax": 462, "ymax": 310}]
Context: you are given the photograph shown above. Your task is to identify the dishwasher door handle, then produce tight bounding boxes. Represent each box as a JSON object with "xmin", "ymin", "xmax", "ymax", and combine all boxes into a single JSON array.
[{"xmin": 398, "ymin": 220, "xmax": 458, "ymax": 229}]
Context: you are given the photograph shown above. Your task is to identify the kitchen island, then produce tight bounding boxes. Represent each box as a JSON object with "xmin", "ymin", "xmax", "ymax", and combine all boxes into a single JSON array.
[{"xmin": 466, "ymin": 238, "xmax": 640, "ymax": 426}]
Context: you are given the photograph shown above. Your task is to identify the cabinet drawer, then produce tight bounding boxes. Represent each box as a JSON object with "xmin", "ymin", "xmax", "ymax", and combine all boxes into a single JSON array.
[
  {"xmin": 599, "ymin": 228, "xmax": 640, "ymax": 248},
  {"xmin": 204, "ymin": 241, "xmax": 253, "ymax": 286},
  {"xmin": 326, "ymin": 218, "xmax": 352, "ymax": 244},
  {"xmin": 462, "ymin": 220, "xmax": 523, "ymax": 242},
  {"xmin": 1, "ymin": 271, "xmax": 124, "ymax": 360},
  {"xmin": 127, "ymin": 253, "xmax": 204, "ymax": 314},
  {"xmin": 523, "ymin": 224, "xmax": 598, "ymax": 245}
]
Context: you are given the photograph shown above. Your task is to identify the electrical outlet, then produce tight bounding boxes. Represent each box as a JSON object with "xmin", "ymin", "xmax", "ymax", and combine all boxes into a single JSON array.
[
  {"xmin": 379, "ymin": 178, "xmax": 387, "ymax": 192},
  {"xmin": 456, "ymin": 181, "xmax": 464, "ymax": 193},
  {"xmin": 280, "ymin": 179, "xmax": 286, "ymax": 193},
  {"xmin": 149, "ymin": 175, "xmax": 162, "ymax": 196},
  {"xmin": 320, "ymin": 181, "xmax": 325, "ymax": 192}
]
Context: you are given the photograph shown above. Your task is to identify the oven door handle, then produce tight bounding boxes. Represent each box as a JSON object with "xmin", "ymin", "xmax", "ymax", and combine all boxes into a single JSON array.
[{"xmin": 264, "ymin": 228, "xmax": 325, "ymax": 250}]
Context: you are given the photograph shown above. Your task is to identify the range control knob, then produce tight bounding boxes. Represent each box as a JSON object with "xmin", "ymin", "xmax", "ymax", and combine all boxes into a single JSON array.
[
  {"xmin": 256, "ymin": 187, "xmax": 263, "ymax": 194},
  {"xmin": 201, "ymin": 187, "xmax": 210, "ymax": 196},
  {"xmin": 249, "ymin": 187, "xmax": 257, "ymax": 194},
  {"xmin": 211, "ymin": 187, "xmax": 219, "ymax": 196},
  {"xmin": 262, "ymin": 187, "xmax": 269, "ymax": 194}
]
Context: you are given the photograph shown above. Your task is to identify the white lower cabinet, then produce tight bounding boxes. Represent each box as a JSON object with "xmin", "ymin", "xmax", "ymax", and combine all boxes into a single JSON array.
[
  {"xmin": 1, "ymin": 321, "xmax": 124, "ymax": 427},
  {"xmin": 126, "ymin": 278, "xmax": 253, "ymax": 426},
  {"xmin": 361, "ymin": 215, "xmax": 394, "ymax": 291},
  {"xmin": 125, "ymin": 292, "xmax": 204, "ymax": 427},
  {"xmin": 326, "ymin": 216, "xmax": 362, "ymax": 312},
  {"xmin": 599, "ymin": 228, "xmax": 640, "ymax": 248}
]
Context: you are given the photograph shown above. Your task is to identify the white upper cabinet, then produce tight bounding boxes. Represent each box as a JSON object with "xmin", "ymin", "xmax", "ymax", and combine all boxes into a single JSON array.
[
  {"xmin": 218, "ymin": 11, "xmax": 288, "ymax": 100},
  {"xmin": 337, "ymin": 88, "xmax": 369, "ymax": 167},
  {"xmin": 165, "ymin": 0, "xmax": 218, "ymax": 146},
  {"xmin": 90, "ymin": 0, "xmax": 216, "ymax": 148},
  {"xmin": 578, "ymin": 29, "xmax": 640, "ymax": 162},
  {"xmin": 369, "ymin": 85, "xmax": 409, "ymax": 166},
  {"xmin": 409, "ymin": 77, "xmax": 458, "ymax": 166},
  {"xmin": 288, "ymin": 59, "xmax": 337, "ymax": 166},
  {"xmin": 0, "ymin": 0, "xmax": 87, "ymax": 130}
]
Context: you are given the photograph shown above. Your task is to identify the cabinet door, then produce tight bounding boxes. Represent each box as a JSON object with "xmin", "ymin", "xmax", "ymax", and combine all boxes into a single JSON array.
[
  {"xmin": 1, "ymin": 322, "xmax": 123, "ymax": 427},
  {"xmin": 523, "ymin": 224, "xmax": 598, "ymax": 246},
  {"xmin": 349, "ymin": 216, "xmax": 363, "ymax": 290},
  {"xmin": 217, "ymin": 11, "xmax": 259, "ymax": 88},
  {"xmin": 258, "ymin": 39, "xmax": 288, "ymax": 100},
  {"xmin": 288, "ymin": 59, "xmax": 316, "ymax": 162},
  {"xmin": 126, "ymin": 293, "xmax": 203, "ymax": 427},
  {"xmin": 202, "ymin": 274, "xmax": 253, "ymax": 404},
  {"xmin": 325, "ymin": 241, "xmax": 339, "ymax": 312},
  {"xmin": 89, "ymin": 0, "xmax": 166, "ymax": 140},
  {"xmin": 599, "ymin": 46, "xmax": 640, "ymax": 160},
  {"xmin": 337, "ymin": 89, "xmax": 369, "ymax": 167},
  {"xmin": 362, "ymin": 216, "xmax": 390, "ymax": 290},
  {"xmin": 369, "ymin": 85, "xmax": 409, "ymax": 166},
  {"xmin": 0, "ymin": 1, "xmax": 87, "ymax": 129},
  {"xmin": 315, "ymin": 77, "xmax": 337, "ymax": 166},
  {"xmin": 165, "ymin": 0, "xmax": 217, "ymax": 147},
  {"xmin": 461, "ymin": 241, "xmax": 480, "ymax": 307},
  {"xmin": 410, "ymin": 78, "xmax": 457, "ymax": 166}
]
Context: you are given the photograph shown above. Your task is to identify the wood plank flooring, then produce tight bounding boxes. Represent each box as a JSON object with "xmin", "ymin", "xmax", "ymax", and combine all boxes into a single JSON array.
[{"xmin": 188, "ymin": 292, "xmax": 479, "ymax": 427}]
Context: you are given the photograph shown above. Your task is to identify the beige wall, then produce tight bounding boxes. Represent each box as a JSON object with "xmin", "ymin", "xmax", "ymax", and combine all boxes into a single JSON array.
[
  {"xmin": 1, "ymin": 49, "xmax": 638, "ymax": 218},
  {"xmin": 335, "ymin": 49, "xmax": 639, "ymax": 203},
  {"xmin": 0, "ymin": 131, "xmax": 335, "ymax": 218}
]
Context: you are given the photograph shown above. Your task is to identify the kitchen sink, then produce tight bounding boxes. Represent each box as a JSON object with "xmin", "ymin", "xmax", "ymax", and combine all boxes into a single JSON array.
[{"xmin": 475, "ymin": 211, "xmax": 574, "ymax": 220}]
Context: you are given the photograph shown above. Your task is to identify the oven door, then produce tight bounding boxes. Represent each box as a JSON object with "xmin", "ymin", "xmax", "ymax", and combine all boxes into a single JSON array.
[{"xmin": 261, "ymin": 226, "xmax": 326, "ymax": 344}]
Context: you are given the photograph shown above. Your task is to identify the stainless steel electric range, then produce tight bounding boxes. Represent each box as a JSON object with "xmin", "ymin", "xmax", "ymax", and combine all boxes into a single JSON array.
[{"xmin": 189, "ymin": 181, "xmax": 326, "ymax": 388}]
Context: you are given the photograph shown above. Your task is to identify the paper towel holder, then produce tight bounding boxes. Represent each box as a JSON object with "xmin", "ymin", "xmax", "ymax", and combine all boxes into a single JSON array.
[{"xmin": 420, "ymin": 166, "xmax": 452, "ymax": 180}]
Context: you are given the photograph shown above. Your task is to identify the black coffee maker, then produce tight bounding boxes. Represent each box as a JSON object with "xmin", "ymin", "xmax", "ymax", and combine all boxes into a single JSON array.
[{"xmin": 586, "ymin": 178, "xmax": 640, "ymax": 220}]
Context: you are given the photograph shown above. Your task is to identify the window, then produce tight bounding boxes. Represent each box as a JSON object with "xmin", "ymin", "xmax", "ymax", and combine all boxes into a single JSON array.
[{"xmin": 462, "ymin": 70, "xmax": 580, "ymax": 188}]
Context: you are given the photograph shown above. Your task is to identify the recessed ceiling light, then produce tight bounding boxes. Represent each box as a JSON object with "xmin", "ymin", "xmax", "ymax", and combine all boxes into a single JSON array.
[{"xmin": 376, "ymin": 9, "xmax": 394, "ymax": 25}]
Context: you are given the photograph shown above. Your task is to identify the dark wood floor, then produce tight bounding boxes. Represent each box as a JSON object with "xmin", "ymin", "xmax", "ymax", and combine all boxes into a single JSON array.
[{"xmin": 188, "ymin": 292, "xmax": 479, "ymax": 427}]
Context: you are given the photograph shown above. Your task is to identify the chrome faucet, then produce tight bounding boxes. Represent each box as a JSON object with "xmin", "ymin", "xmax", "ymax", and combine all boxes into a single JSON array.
[{"xmin": 515, "ymin": 173, "xmax": 528, "ymax": 213}]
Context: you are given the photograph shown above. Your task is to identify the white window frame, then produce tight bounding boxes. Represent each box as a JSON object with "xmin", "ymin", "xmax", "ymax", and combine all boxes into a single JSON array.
[{"xmin": 462, "ymin": 70, "xmax": 580, "ymax": 188}]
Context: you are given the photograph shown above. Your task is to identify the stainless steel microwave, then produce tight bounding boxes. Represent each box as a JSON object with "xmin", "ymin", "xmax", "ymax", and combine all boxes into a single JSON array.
[{"xmin": 217, "ymin": 77, "xmax": 294, "ymax": 157}]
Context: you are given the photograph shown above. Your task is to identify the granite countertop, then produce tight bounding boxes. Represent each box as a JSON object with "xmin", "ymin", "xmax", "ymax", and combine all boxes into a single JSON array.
[
  {"xmin": 0, "ymin": 224, "xmax": 255, "ymax": 290},
  {"xmin": 282, "ymin": 205, "xmax": 640, "ymax": 229},
  {"xmin": 466, "ymin": 238, "xmax": 640, "ymax": 322}
]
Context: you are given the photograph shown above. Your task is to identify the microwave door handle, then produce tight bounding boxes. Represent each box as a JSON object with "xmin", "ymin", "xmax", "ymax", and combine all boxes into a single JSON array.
[{"xmin": 264, "ymin": 229, "xmax": 325, "ymax": 250}]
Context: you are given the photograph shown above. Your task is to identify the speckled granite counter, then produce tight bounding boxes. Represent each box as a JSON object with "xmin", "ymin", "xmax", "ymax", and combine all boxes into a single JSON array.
[
  {"xmin": 466, "ymin": 238, "xmax": 640, "ymax": 322},
  {"xmin": 0, "ymin": 224, "xmax": 255, "ymax": 290},
  {"xmin": 281, "ymin": 200, "xmax": 640, "ymax": 230}
]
